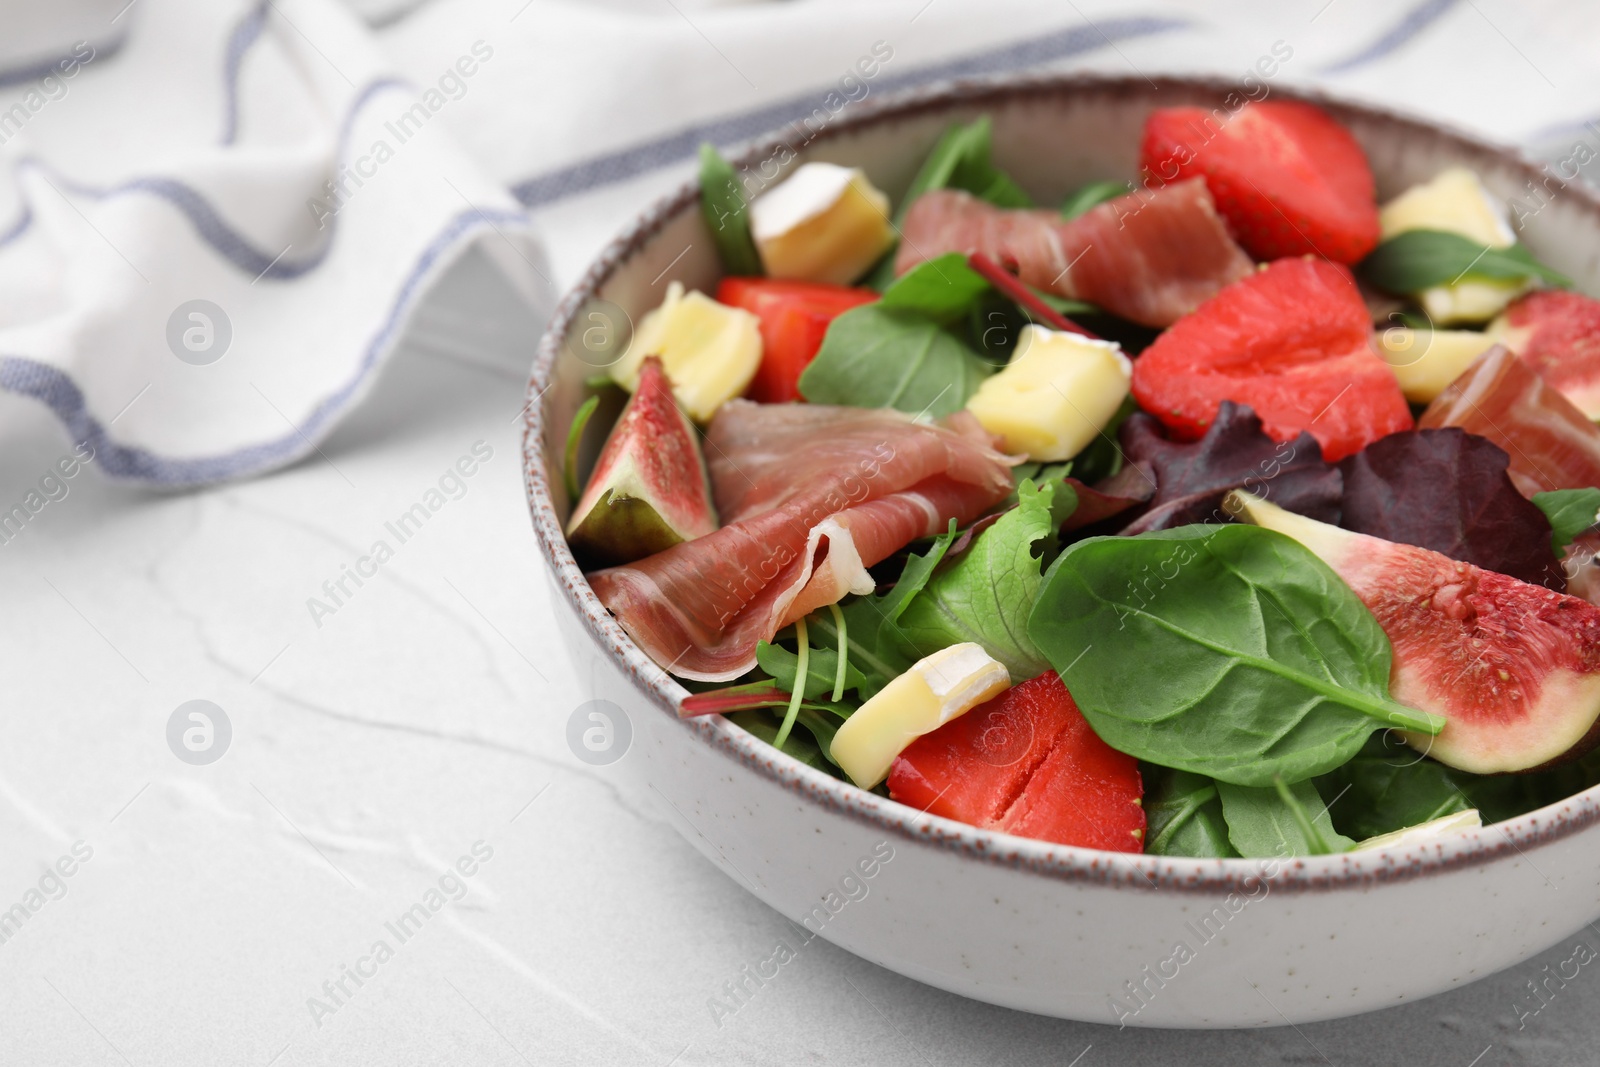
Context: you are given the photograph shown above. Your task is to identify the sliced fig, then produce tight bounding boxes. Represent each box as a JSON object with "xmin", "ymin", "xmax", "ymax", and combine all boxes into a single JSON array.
[
  {"xmin": 1228, "ymin": 490, "xmax": 1600, "ymax": 774},
  {"xmin": 1488, "ymin": 290, "xmax": 1600, "ymax": 420},
  {"xmin": 567, "ymin": 357, "xmax": 717, "ymax": 568}
]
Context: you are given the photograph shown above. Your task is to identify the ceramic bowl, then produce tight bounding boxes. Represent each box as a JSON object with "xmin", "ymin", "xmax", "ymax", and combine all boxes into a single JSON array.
[{"xmin": 522, "ymin": 74, "xmax": 1600, "ymax": 1027}]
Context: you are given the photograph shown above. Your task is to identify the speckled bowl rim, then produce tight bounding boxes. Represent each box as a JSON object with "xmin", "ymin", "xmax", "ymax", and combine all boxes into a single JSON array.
[{"xmin": 522, "ymin": 72, "xmax": 1600, "ymax": 896}]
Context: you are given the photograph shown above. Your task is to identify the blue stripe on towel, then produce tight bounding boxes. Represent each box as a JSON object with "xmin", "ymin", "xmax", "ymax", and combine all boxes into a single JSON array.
[
  {"xmin": 221, "ymin": 0, "xmax": 272, "ymax": 145},
  {"xmin": 1319, "ymin": 0, "xmax": 1461, "ymax": 74},
  {"xmin": 0, "ymin": 206, "xmax": 533, "ymax": 486},
  {"xmin": 509, "ymin": 15, "xmax": 1191, "ymax": 208},
  {"xmin": 0, "ymin": 32, "xmax": 129, "ymax": 90},
  {"xmin": 0, "ymin": 77, "xmax": 412, "ymax": 278}
]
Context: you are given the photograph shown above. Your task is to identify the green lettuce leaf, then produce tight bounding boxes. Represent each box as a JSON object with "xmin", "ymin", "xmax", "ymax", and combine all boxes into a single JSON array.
[{"xmin": 889, "ymin": 480, "xmax": 1066, "ymax": 678}]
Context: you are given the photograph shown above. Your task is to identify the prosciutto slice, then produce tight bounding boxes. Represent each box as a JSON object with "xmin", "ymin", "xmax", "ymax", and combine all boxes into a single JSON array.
[
  {"xmin": 1420, "ymin": 346, "xmax": 1600, "ymax": 605},
  {"xmin": 894, "ymin": 179, "xmax": 1253, "ymax": 327},
  {"xmin": 1418, "ymin": 345, "xmax": 1600, "ymax": 497},
  {"xmin": 587, "ymin": 402, "xmax": 1015, "ymax": 682}
]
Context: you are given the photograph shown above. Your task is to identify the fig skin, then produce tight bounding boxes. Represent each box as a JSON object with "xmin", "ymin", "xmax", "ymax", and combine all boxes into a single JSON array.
[
  {"xmin": 1229, "ymin": 490, "xmax": 1600, "ymax": 774},
  {"xmin": 567, "ymin": 357, "xmax": 717, "ymax": 569}
]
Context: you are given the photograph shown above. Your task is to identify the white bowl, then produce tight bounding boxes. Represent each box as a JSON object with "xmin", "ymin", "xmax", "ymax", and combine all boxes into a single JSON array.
[{"xmin": 522, "ymin": 74, "xmax": 1600, "ymax": 1028}]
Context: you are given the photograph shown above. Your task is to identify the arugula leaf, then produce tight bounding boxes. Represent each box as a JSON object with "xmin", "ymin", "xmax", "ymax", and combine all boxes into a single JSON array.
[
  {"xmin": 1060, "ymin": 180, "xmax": 1129, "ymax": 219},
  {"xmin": 797, "ymin": 304, "xmax": 991, "ymax": 417},
  {"xmin": 756, "ymin": 639, "xmax": 867, "ymax": 700},
  {"xmin": 888, "ymin": 480, "xmax": 1063, "ymax": 678},
  {"xmin": 896, "ymin": 115, "xmax": 1031, "ymax": 222},
  {"xmin": 1217, "ymin": 778, "xmax": 1355, "ymax": 858},
  {"xmin": 1030, "ymin": 289, "xmax": 1099, "ymax": 318},
  {"xmin": 823, "ymin": 522, "xmax": 961, "ymax": 698},
  {"xmin": 1115, "ymin": 402, "xmax": 1341, "ymax": 535},
  {"xmin": 1028, "ymin": 524, "xmax": 1444, "ymax": 787},
  {"xmin": 1143, "ymin": 768, "xmax": 1236, "ymax": 857},
  {"xmin": 728, "ymin": 710, "xmax": 842, "ymax": 775},
  {"xmin": 1340, "ymin": 428, "xmax": 1563, "ymax": 590},
  {"xmin": 1314, "ymin": 733, "xmax": 1474, "ymax": 841},
  {"xmin": 1534, "ymin": 488, "xmax": 1600, "ymax": 554},
  {"xmin": 563, "ymin": 394, "xmax": 600, "ymax": 502},
  {"xmin": 698, "ymin": 144, "xmax": 762, "ymax": 275},
  {"xmin": 877, "ymin": 253, "xmax": 991, "ymax": 323},
  {"xmin": 864, "ymin": 116, "xmax": 1031, "ymax": 290},
  {"xmin": 1360, "ymin": 229, "xmax": 1571, "ymax": 292}
]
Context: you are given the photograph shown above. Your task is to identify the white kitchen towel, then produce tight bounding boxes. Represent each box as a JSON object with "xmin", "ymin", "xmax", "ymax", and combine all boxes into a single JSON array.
[
  {"xmin": 0, "ymin": 0, "xmax": 544, "ymax": 486},
  {"xmin": 2, "ymin": 0, "xmax": 1593, "ymax": 485}
]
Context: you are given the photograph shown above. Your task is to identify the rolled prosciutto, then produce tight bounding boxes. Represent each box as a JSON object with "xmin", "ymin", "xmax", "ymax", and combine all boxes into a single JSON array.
[
  {"xmin": 894, "ymin": 179, "xmax": 1253, "ymax": 327},
  {"xmin": 587, "ymin": 402, "xmax": 1015, "ymax": 682}
]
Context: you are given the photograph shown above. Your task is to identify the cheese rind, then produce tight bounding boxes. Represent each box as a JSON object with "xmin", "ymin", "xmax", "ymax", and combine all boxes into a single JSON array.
[
  {"xmin": 750, "ymin": 163, "xmax": 894, "ymax": 285},
  {"xmin": 830, "ymin": 643, "xmax": 1011, "ymax": 789},
  {"xmin": 1353, "ymin": 809, "xmax": 1482, "ymax": 851}
]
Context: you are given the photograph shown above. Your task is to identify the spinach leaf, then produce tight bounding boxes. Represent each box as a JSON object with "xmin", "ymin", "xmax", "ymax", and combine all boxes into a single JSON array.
[
  {"xmin": 1455, "ymin": 745, "xmax": 1600, "ymax": 823},
  {"xmin": 877, "ymin": 253, "xmax": 990, "ymax": 322},
  {"xmin": 1360, "ymin": 229, "xmax": 1571, "ymax": 292},
  {"xmin": 697, "ymin": 144, "xmax": 762, "ymax": 275},
  {"xmin": 1144, "ymin": 768, "xmax": 1236, "ymax": 858},
  {"xmin": 1314, "ymin": 733, "xmax": 1473, "ymax": 840},
  {"xmin": 797, "ymin": 304, "xmax": 991, "ymax": 417},
  {"xmin": 1340, "ymin": 428, "xmax": 1563, "ymax": 590},
  {"xmin": 1060, "ymin": 180, "xmax": 1129, "ymax": 219},
  {"xmin": 1534, "ymin": 488, "xmax": 1600, "ymax": 553},
  {"xmin": 1217, "ymin": 778, "xmax": 1355, "ymax": 857},
  {"xmin": 1027, "ymin": 524, "xmax": 1444, "ymax": 786},
  {"xmin": 888, "ymin": 480, "xmax": 1062, "ymax": 678},
  {"xmin": 756, "ymin": 639, "xmax": 867, "ymax": 700},
  {"xmin": 864, "ymin": 116, "xmax": 1031, "ymax": 290}
]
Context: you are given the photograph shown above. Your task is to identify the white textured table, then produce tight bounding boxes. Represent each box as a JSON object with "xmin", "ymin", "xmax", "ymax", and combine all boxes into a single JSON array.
[{"xmin": 2, "ymin": 171, "xmax": 1598, "ymax": 1067}]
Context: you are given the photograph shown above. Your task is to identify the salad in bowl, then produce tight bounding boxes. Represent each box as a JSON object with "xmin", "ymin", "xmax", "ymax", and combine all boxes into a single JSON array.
[{"xmin": 556, "ymin": 93, "xmax": 1600, "ymax": 868}]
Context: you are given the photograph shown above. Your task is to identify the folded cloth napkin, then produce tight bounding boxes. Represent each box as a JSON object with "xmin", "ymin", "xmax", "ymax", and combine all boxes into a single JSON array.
[{"xmin": 4, "ymin": 0, "xmax": 1596, "ymax": 486}]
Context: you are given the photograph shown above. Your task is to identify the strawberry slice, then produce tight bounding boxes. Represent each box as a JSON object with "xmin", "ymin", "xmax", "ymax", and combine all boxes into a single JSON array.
[
  {"xmin": 887, "ymin": 672, "xmax": 1145, "ymax": 852},
  {"xmin": 1142, "ymin": 101, "xmax": 1380, "ymax": 264},
  {"xmin": 1131, "ymin": 257, "xmax": 1412, "ymax": 461},
  {"xmin": 716, "ymin": 277, "xmax": 878, "ymax": 403}
]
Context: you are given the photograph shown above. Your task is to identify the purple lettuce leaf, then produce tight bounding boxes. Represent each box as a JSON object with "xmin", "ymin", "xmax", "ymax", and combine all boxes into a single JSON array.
[
  {"xmin": 1338, "ymin": 428, "xmax": 1564, "ymax": 591},
  {"xmin": 1112, "ymin": 401, "xmax": 1343, "ymax": 536}
]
